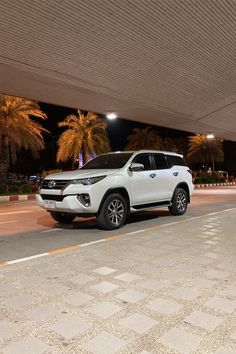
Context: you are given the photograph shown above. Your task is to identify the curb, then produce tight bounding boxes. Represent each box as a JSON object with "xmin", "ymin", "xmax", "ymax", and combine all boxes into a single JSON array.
[
  {"xmin": 0, "ymin": 194, "xmax": 37, "ymax": 202},
  {"xmin": 194, "ymin": 182, "xmax": 236, "ymax": 188}
]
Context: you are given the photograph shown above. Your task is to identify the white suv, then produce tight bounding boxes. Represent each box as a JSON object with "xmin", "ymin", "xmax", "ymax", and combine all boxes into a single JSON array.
[{"xmin": 38, "ymin": 150, "xmax": 194, "ymax": 230}]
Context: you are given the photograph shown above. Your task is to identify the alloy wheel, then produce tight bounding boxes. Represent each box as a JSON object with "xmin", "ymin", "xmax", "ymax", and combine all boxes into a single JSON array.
[{"xmin": 107, "ymin": 199, "xmax": 125, "ymax": 226}]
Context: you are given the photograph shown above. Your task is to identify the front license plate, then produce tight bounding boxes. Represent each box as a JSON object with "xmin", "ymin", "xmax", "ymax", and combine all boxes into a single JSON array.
[{"xmin": 44, "ymin": 200, "xmax": 56, "ymax": 209}]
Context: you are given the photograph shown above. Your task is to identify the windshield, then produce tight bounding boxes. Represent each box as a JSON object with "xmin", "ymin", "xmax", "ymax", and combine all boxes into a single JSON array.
[{"xmin": 81, "ymin": 153, "xmax": 133, "ymax": 170}]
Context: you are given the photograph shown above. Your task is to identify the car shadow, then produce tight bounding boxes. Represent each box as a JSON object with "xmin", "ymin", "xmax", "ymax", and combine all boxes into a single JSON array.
[{"xmin": 37, "ymin": 209, "xmax": 170, "ymax": 230}]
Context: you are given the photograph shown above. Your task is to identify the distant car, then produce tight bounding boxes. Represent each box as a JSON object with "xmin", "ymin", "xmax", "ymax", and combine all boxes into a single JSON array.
[
  {"xmin": 38, "ymin": 150, "xmax": 194, "ymax": 230},
  {"xmin": 29, "ymin": 175, "xmax": 41, "ymax": 184}
]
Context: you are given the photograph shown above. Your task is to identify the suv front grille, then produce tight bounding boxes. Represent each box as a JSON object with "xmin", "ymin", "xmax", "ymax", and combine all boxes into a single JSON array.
[
  {"xmin": 41, "ymin": 179, "xmax": 71, "ymax": 190},
  {"xmin": 40, "ymin": 194, "xmax": 65, "ymax": 201}
]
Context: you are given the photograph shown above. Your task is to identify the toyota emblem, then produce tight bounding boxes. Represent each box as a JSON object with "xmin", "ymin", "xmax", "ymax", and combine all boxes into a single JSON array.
[{"xmin": 48, "ymin": 180, "xmax": 56, "ymax": 188}]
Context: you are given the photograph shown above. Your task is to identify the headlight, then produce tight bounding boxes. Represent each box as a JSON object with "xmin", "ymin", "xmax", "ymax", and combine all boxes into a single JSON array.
[{"xmin": 71, "ymin": 175, "xmax": 106, "ymax": 185}]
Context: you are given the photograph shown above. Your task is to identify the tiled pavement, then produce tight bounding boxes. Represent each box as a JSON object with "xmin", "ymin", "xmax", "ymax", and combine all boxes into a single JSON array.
[{"xmin": 0, "ymin": 210, "xmax": 236, "ymax": 353}]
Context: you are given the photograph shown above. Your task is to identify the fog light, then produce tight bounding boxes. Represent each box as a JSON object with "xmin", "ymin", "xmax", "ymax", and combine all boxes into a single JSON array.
[{"xmin": 77, "ymin": 194, "xmax": 91, "ymax": 207}]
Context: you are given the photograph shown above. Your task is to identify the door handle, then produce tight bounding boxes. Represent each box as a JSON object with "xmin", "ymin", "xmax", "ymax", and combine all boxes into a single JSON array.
[
  {"xmin": 173, "ymin": 172, "xmax": 179, "ymax": 176},
  {"xmin": 149, "ymin": 173, "xmax": 156, "ymax": 178}
]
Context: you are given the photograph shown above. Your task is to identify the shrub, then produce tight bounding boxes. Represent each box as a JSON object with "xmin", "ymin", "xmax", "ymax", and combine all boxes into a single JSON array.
[
  {"xmin": 0, "ymin": 183, "xmax": 8, "ymax": 194},
  {"xmin": 20, "ymin": 184, "xmax": 33, "ymax": 194},
  {"xmin": 8, "ymin": 185, "xmax": 20, "ymax": 193},
  {"xmin": 31, "ymin": 185, "xmax": 39, "ymax": 193}
]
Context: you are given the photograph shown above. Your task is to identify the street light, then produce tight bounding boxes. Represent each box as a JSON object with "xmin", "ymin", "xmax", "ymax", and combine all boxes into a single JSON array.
[
  {"xmin": 206, "ymin": 133, "xmax": 214, "ymax": 139},
  {"xmin": 106, "ymin": 112, "xmax": 117, "ymax": 120},
  {"xmin": 206, "ymin": 133, "xmax": 215, "ymax": 171}
]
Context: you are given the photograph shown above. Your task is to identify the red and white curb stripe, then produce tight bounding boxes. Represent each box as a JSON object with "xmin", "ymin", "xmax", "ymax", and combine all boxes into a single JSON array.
[
  {"xmin": 194, "ymin": 182, "xmax": 236, "ymax": 188},
  {"xmin": 0, "ymin": 194, "xmax": 37, "ymax": 202}
]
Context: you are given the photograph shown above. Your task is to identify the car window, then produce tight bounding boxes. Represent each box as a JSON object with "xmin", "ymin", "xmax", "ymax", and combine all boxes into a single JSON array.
[
  {"xmin": 132, "ymin": 154, "xmax": 152, "ymax": 170},
  {"xmin": 81, "ymin": 153, "xmax": 133, "ymax": 169},
  {"xmin": 166, "ymin": 155, "xmax": 187, "ymax": 167},
  {"xmin": 153, "ymin": 153, "xmax": 169, "ymax": 169}
]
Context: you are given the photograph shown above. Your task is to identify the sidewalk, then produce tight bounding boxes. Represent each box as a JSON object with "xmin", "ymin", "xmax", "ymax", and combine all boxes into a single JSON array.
[{"xmin": 0, "ymin": 208, "xmax": 236, "ymax": 353}]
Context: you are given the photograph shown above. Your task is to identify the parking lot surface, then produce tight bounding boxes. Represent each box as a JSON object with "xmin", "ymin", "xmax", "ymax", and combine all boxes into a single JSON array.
[{"xmin": 0, "ymin": 191, "xmax": 236, "ymax": 353}]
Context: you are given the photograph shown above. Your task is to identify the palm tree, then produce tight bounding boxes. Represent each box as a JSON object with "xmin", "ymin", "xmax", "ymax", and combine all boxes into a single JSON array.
[
  {"xmin": 124, "ymin": 127, "xmax": 163, "ymax": 150},
  {"xmin": 0, "ymin": 94, "xmax": 48, "ymax": 169},
  {"xmin": 187, "ymin": 134, "xmax": 224, "ymax": 170},
  {"xmin": 56, "ymin": 110, "xmax": 110, "ymax": 167},
  {"xmin": 163, "ymin": 137, "xmax": 178, "ymax": 152}
]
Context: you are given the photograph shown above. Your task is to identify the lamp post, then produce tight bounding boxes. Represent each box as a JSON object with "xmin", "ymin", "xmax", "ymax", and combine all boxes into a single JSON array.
[{"xmin": 206, "ymin": 133, "xmax": 215, "ymax": 172}]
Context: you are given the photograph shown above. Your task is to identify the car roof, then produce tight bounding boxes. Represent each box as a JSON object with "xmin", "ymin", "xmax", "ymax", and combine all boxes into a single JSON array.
[{"xmin": 102, "ymin": 150, "xmax": 183, "ymax": 157}]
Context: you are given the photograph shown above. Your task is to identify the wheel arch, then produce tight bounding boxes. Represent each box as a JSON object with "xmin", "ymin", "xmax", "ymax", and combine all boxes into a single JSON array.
[
  {"xmin": 97, "ymin": 187, "xmax": 130, "ymax": 215},
  {"xmin": 173, "ymin": 183, "xmax": 190, "ymax": 203}
]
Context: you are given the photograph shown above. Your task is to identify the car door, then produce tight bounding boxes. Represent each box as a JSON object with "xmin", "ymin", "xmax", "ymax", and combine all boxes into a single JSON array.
[
  {"xmin": 153, "ymin": 153, "xmax": 176, "ymax": 200},
  {"xmin": 129, "ymin": 153, "xmax": 158, "ymax": 205}
]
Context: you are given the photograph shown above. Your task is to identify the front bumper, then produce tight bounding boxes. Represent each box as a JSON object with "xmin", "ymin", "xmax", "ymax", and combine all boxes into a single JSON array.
[{"xmin": 37, "ymin": 188, "xmax": 101, "ymax": 214}]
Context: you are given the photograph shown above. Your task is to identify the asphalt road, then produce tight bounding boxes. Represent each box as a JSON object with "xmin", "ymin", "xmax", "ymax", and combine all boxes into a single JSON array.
[{"xmin": 1, "ymin": 186, "xmax": 236, "ymax": 263}]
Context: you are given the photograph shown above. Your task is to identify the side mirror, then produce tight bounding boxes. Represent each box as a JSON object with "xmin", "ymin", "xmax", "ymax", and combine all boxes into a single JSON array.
[{"xmin": 129, "ymin": 163, "xmax": 144, "ymax": 172}]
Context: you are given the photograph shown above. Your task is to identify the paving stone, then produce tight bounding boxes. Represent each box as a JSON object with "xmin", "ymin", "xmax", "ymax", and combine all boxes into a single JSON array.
[
  {"xmin": 134, "ymin": 264, "xmax": 157, "ymax": 274},
  {"xmin": 26, "ymin": 304, "xmax": 58, "ymax": 322},
  {"xmin": 172, "ymin": 287, "xmax": 200, "ymax": 300},
  {"xmin": 87, "ymin": 301, "xmax": 122, "ymax": 318},
  {"xmin": 51, "ymin": 315, "xmax": 90, "ymax": 339},
  {"xmin": 116, "ymin": 289, "xmax": 146, "ymax": 303},
  {"xmin": 186, "ymin": 277, "xmax": 216, "ymax": 289},
  {"xmin": 93, "ymin": 266, "xmax": 117, "ymax": 275},
  {"xmin": 222, "ymin": 285, "xmax": 236, "ymax": 297},
  {"xmin": 213, "ymin": 347, "xmax": 236, "ymax": 354},
  {"xmin": 140, "ymin": 351, "xmax": 152, "ymax": 354},
  {"xmin": 206, "ymin": 296, "xmax": 236, "ymax": 313},
  {"xmin": 0, "ymin": 320, "xmax": 19, "ymax": 339},
  {"xmin": 115, "ymin": 272, "xmax": 140, "ymax": 282},
  {"xmin": 204, "ymin": 252, "xmax": 221, "ymax": 259},
  {"xmin": 82, "ymin": 331, "xmax": 127, "ymax": 354},
  {"xmin": 230, "ymin": 330, "xmax": 236, "ymax": 340},
  {"xmin": 91, "ymin": 281, "xmax": 119, "ymax": 293},
  {"xmin": 3, "ymin": 336, "xmax": 49, "ymax": 354},
  {"xmin": 70, "ymin": 274, "xmax": 95, "ymax": 284},
  {"xmin": 119, "ymin": 313, "xmax": 158, "ymax": 334},
  {"xmin": 0, "ymin": 284, "xmax": 15, "ymax": 297},
  {"xmin": 161, "ymin": 271, "xmax": 187, "ymax": 281},
  {"xmin": 146, "ymin": 298, "xmax": 183, "ymax": 315},
  {"xmin": 63, "ymin": 291, "xmax": 93, "ymax": 306},
  {"xmin": 183, "ymin": 310, "xmax": 224, "ymax": 332},
  {"xmin": 5, "ymin": 294, "xmax": 35, "ymax": 309},
  {"xmin": 38, "ymin": 283, "xmax": 68, "ymax": 296},
  {"xmin": 176, "ymin": 263, "xmax": 202, "ymax": 272},
  {"xmin": 140, "ymin": 279, "xmax": 166, "ymax": 292},
  {"xmin": 159, "ymin": 327, "xmax": 202, "ymax": 353},
  {"xmin": 205, "ymin": 269, "xmax": 230, "ymax": 279}
]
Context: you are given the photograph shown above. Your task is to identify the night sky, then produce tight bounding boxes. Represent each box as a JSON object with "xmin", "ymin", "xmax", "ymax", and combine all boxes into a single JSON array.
[{"xmin": 10, "ymin": 102, "xmax": 236, "ymax": 176}]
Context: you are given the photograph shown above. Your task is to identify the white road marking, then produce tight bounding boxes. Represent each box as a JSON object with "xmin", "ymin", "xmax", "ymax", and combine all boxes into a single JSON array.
[
  {"xmin": 80, "ymin": 239, "xmax": 106, "ymax": 247},
  {"xmin": 40, "ymin": 228, "xmax": 62, "ymax": 233},
  {"xmin": 6, "ymin": 253, "xmax": 49, "ymax": 264},
  {"xmin": 0, "ymin": 220, "xmax": 17, "ymax": 225},
  {"xmin": 0, "ymin": 210, "xmax": 33, "ymax": 216}
]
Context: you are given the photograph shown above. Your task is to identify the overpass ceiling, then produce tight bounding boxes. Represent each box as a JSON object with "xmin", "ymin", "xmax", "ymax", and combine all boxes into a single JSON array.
[{"xmin": 1, "ymin": 0, "xmax": 236, "ymax": 140}]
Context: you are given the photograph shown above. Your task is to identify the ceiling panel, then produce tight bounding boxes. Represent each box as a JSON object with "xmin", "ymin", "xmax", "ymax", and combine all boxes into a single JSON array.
[{"xmin": 1, "ymin": 0, "xmax": 236, "ymax": 140}]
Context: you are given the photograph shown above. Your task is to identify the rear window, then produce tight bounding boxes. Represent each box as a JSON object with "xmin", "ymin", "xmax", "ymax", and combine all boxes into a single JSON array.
[{"xmin": 166, "ymin": 155, "xmax": 187, "ymax": 167}]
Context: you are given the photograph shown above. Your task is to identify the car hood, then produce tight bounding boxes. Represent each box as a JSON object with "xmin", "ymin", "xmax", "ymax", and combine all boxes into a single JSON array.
[{"xmin": 44, "ymin": 169, "xmax": 120, "ymax": 180}]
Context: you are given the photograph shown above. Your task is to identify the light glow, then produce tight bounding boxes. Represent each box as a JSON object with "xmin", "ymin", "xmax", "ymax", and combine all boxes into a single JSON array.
[
  {"xmin": 206, "ymin": 133, "xmax": 215, "ymax": 139},
  {"xmin": 106, "ymin": 112, "xmax": 117, "ymax": 120}
]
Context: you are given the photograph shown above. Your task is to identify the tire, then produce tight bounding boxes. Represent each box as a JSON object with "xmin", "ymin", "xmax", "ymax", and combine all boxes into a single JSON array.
[
  {"xmin": 50, "ymin": 211, "xmax": 76, "ymax": 223},
  {"xmin": 97, "ymin": 193, "xmax": 128, "ymax": 230},
  {"xmin": 168, "ymin": 188, "xmax": 188, "ymax": 216}
]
